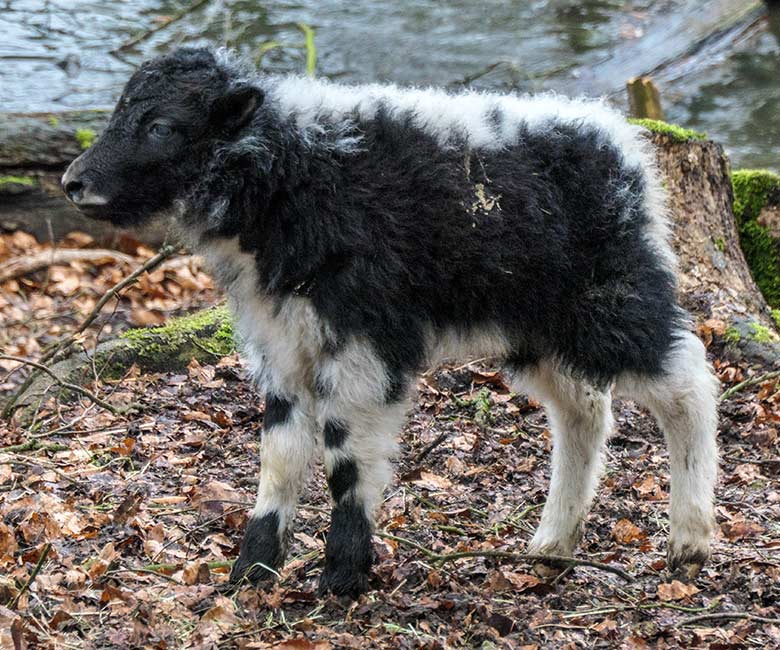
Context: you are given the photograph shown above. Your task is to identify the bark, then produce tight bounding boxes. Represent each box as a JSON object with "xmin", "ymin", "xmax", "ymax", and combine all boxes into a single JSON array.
[
  {"xmin": 647, "ymin": 130, "xmax": 780, "ymax": 363},
  {"xmin": 0, "ymin": 110, "xmax": 168, "ymax": 245}
]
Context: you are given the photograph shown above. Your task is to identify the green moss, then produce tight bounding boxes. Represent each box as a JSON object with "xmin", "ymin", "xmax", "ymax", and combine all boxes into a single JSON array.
[
  {"xmin": 628, "ymin": 118, "xmax": 706, "ymax": 143},
  {"xmin": 772, "ymin": 309, "xmax": 780, "ymax": 329},
  {"xmin": 714, "ymin": 237, "xmax": 726, "ymax": 252},
  {"xmin": 724, "ymin": 327, "xmax": 742, "ymax": 344},
  {"xmin": 749, "ymin": 322, "xmax": 776, "ymax": 344},
  {"xmin": 732, "ymin": 170, "xmax": 780, "ymax": 226},
  {"xmin": 47, "ymin": 116, "xmax": 60, "ymax": 127},
  {"xmin": 0, "ymin": 175, "xmax": 35, "ymax": 187},
  {"xmin": 731, "ymin": 169, "xmax": 780, "ymax": 307},
  {"xmin": 117, "ymin": 305, "xmax": 235, "ymax": 373},
  {"xmin": 75, "ymin": 128, "xmax": 96, "ymax": 150}
]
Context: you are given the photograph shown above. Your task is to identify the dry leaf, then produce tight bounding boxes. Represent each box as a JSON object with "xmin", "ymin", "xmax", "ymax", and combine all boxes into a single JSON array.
[
  {"xmin": 611, "ymin": 518, "xmax": 646, "ymax": 545},
  {"xmin": 721, "ymin": 517, "xmax": 765, "ymax": 541},
  {"xmin": 657, "ymin": 580, "xmax": 699, "ymax": 601},
  {"xmin": 409, "ymin": 471, "xmax": 453, "ymax": 490}
]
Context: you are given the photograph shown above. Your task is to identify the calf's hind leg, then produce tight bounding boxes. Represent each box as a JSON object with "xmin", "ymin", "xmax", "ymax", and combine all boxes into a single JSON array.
[
  {"xmin": 517, "ymin": 364, "xmax": 614, "ymax": 559},
  {"xmin": 616, "ymin": 330, "xmax": 719, "ymax": 578}
]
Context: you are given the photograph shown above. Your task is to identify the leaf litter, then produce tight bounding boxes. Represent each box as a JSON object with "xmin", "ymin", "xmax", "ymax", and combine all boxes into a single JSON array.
[{"xmin": 1, "ymin": 231, "xmax": 779, "ymax": 648}]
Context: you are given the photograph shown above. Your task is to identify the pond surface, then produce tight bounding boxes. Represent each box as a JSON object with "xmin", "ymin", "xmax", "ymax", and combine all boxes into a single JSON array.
[{"xmin": 1, "ymin": 0, "xmax": 778, "ymax": 170}]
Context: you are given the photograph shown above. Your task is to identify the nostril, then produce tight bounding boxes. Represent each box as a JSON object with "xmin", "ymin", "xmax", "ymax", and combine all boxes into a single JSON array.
[{"xmin": 64, "ymin": 180, "xmax": 84, "ymax": 203}]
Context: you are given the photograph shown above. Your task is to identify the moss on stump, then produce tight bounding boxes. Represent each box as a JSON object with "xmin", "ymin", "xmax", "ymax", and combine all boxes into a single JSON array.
[
  {"xmin": 628, "ymin": 118, "xmax": 706, "ymax": 143},
  {"xmin": 732, "ymin": 169, "xmax": 780, "ymax": 308}
]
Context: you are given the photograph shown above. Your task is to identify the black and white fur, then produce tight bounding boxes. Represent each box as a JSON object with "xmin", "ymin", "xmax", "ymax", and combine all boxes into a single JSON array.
[{"xmin": 61, "ymin": 49, "xmax": 719, "ymax": 598}]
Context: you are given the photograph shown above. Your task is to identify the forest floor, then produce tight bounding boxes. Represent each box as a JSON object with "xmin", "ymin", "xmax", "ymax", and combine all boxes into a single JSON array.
[{"xmin": 1, "ymin": 233, "xmax": 779, "ymax": 650}]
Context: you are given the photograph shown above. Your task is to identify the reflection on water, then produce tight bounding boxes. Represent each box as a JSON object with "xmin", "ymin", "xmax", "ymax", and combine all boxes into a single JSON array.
[
  {"xmin": 667, "ymin": 15, "xmax": 780, "ymax": 170},
  {"xmin": 550, "ymin": 0, "xmax": 627, "ymax": 54},
  {"xmin": 0, "ymin": 0, "xmax": 777, "ymax": 170}
]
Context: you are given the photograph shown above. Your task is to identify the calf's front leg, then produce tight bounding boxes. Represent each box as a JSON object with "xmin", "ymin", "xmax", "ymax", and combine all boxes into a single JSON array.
[
  {"xmin": 229, "ymin": 392, "xmax": 317, "ymax": 585},
  {"xmin": 316, "ymin": 346, "xmax": 408, "ymax": 597},
  {"xmin": 318, "ymin": 404, "xmax": 405, "ymax": 597}
]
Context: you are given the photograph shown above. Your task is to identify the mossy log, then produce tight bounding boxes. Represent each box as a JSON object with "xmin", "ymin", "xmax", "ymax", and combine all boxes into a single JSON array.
[
  {"xmin": 11, "ymin": 307, "xmax": 235, "ymax": 422},
  {"xmin": 0, "ymin": 110, "xmax": 167, "ymax": 245}
]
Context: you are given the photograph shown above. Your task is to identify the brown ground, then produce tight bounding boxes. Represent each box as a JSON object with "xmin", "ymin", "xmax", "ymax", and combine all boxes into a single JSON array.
[{"xmin": 1, "ymin": 233, "xmax": 779, "ymax": 649}]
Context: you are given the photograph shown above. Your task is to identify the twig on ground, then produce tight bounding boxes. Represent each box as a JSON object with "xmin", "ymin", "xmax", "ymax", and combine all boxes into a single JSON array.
[
  {"xmin": 2, "ymin": 244, "xmax": 177, "ymax": 418},
  {"xmin": 378, "ymin": 532, "xmax": 633, "ymax": 581},
  {"xmin": 719, "ymin": 370, "xmax": 780, "ymax": 401},
  {"xmin": 0, "ymin": 439, "xmax": 69, "ymax": 454},
  {"xmin": 413, "ymin": 431, "xmax": 449, "ymax": 464},
  {"xmin": 151, "ymin": 506, "xmax": 246, "ymax": 561},
  {"xmin": 0, "ymin": 355, "xmax": 118, "ymax": 414},
  {"xmin": 142, "ymin": 559, "xmax": 234, "ymax": 572},
  {"xmin": 69, "ymin": 244, "xmax": 178, "ymax": 344},
  {"xmin": 723, "ymin": 455, "xmax": 780, "ymax": 466},
  {"xmin": 9, "ymin": 543, "xmax": 51, "ymax": 609},
  {"xmin": 110, "ymin": 0, "xmax": 213, "ymax": 53},
  {"xmin": 680, "ymin": 611, "xmax": 780, "ymax": 626},
  {"xmin": 0, "ymin": 249, "xmax": 134, "ymax": 283},
  {"xmin": 106, "ymin": 560, "xmax": 235, "ymax": 586},
  {"xmin": 561, "ymin": 596, "xmax": 724, "ymax": 620}
]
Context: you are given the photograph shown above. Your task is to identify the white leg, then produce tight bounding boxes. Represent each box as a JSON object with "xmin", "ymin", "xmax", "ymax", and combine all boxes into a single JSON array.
[
  {"xmin": 315, "ymin": 339, "xmax": 408, "ymax": 597},
  {"xmin": 516, "ymin": 363, "xmax": 613, "ymax": 557},
  {"xmin": 616, "ymin": 331, "xmax": 719, "ymax": 576},
  {"xmin": 230, "ymin": 391, "xmax": 317, "ymax": 584}
]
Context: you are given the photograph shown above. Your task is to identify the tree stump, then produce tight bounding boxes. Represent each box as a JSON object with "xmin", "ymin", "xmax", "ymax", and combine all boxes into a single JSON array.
[
  {"xmin": 627, "ymin": 76, "xmax": 665, "ymax": 120},
  {"xmin": 731, "ymin": 170, "xmax": 780, "ymax": 308},
  {"xmin": 643, "ymin": 126, "xmax": 780, "ymax": 362}
]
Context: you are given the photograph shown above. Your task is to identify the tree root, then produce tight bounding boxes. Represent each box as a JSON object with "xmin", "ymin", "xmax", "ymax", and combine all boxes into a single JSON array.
[{"xmin": 379, "ymin": 532, "xmax": 633, "ymax": 581}]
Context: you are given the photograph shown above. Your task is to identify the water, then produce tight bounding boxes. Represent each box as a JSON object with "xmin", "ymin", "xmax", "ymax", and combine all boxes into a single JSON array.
[{"xmin": 1, "ymin": 0, "xmax": 778, "ymax": 170}]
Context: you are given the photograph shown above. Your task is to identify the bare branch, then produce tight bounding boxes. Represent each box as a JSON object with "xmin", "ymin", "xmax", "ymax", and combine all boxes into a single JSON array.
[
  {"xmin": 2, "ymin": 244, "xmax": 177, "ymax": 419},
  {"xmin": 0, "ymin": 249, "xmax": 134, "ymax": 283},
  {"xmin": 0, "ymin": 355, "xmax": 118, "ymax": 414}
]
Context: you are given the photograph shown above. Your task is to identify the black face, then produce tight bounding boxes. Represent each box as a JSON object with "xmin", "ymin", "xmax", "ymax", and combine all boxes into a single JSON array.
[{"xmin": 61, "ymin": 48, "xmax": 263, "ymax": 227}]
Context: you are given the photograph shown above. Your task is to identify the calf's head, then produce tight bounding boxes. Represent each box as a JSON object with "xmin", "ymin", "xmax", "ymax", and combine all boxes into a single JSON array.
[{"xmin": 62, "ymin": 48, "xmax": 263, "ymax": 226}]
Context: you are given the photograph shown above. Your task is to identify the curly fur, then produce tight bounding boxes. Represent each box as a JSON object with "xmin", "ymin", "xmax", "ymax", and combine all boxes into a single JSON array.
[{"xmin": 62, "ymin": 47, "xmax": 719, "ymax": 597}]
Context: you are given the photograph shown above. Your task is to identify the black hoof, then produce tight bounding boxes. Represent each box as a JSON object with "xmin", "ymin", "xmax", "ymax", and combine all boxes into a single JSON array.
[
  {"xmin": 317, "ymin": 565, "xmax": 371, "ymax": 600},
  {"xmin": 229, "ymin": 511, "xmax": 285, "ymax": 588}
]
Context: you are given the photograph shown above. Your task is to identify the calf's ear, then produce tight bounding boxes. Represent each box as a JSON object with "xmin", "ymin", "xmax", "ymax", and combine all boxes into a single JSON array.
[{"xmin": 211, "ymin": 86, "xmax": 264, "ymax": 133}]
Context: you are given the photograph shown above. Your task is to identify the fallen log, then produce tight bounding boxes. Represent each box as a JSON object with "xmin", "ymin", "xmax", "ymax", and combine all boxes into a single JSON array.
[
  {"xmin": 9, "ymin": 306, "xmax": 235, "ymax": 423},
  {"xmin": 0, "ymin": 109, "xmax": 168, "ymax": 245}
]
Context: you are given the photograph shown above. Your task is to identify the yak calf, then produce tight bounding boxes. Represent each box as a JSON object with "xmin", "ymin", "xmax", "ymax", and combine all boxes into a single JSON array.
[{"xmin": 62, "ymin": 48, "xmax": 719, "ymax": 598}]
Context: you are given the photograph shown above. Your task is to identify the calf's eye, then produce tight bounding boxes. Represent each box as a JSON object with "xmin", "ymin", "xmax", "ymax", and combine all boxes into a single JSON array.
[{"xmin": 149, "ymin": 122, "xmax": 174, "ymax": 139}]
